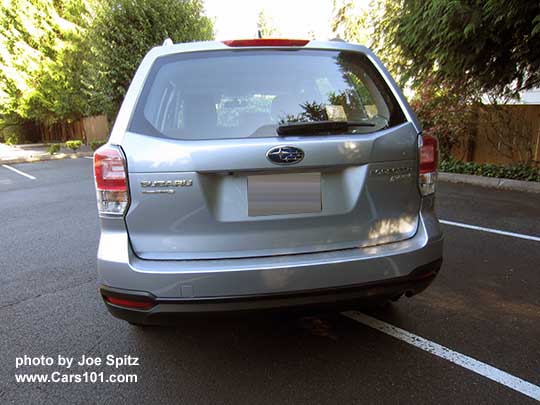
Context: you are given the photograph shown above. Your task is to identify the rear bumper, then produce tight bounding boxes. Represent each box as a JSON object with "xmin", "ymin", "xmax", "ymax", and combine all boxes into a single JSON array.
[
  {"xmin": 101, "ymin": 258, "xmax": 441, "ymax": 323},
  {"xmin": 97, "ymin": 201, "xmax": 443, "ymax": 321}
]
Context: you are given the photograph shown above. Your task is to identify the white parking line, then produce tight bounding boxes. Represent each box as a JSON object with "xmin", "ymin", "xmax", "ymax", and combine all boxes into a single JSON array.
[
  {"xmin": 84, "ymin": 156, "xmax": 94, "ymax": 159},
  {"xmin": 440, "ymin": 219, "xmax": 540, "ymax": 242},
  {"xmin": 1, "ymin": 164, "xmax": 36, "ymax": 180},
  {"xmin": 342, "ymin": 311, "xmax": 540, "ymax": 401}
]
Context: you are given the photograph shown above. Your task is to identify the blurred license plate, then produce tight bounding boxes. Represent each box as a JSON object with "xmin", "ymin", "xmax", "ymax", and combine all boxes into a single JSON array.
[{"xmin": 248, "ymin": 172, "xmax": 321, "ymax": 216}]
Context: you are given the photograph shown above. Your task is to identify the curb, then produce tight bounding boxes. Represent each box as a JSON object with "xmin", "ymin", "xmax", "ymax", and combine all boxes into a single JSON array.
[
  {"xmin": 12, "ymin": 143, "xmax": 52, "ymax": 150},
  {"xmin": 439, "ymin": 172, "xmax": 540, "ymax": 194},
  {"xmin": 0, "ymin": 151, "xmax": 93, "ymax": 165}
]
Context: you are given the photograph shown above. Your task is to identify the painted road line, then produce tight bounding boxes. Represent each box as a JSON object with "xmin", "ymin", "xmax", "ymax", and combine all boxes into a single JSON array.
[
  {"xmin": 1, "ymin": 164, "xmax": 36, "ymax": 180},
  {"xmin": 84, "ymin": 156, "xmax": 94, "ymax": 159},
  {"xmin": 342, "ymin": 311, "xmax": 540, "ymax": 401},
  {"xmin": 440, "ymin": 219, "xmax": 540, "ymax": 242}
]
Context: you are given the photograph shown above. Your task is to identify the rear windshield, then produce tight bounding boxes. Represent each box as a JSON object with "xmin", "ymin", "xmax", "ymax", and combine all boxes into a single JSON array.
[{"xmin": 129, "ymin": 49, "xmax": 406, "ymax": 140}]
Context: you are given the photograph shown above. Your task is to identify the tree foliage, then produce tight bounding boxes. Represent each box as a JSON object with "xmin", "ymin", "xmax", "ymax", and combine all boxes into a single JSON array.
[
  {"xmin": 0, "ymin": 0, "xmax": 96, "ymax": 126},
  {"xmin": 409, "ymin": 79, "xmax": 477, "ymax": 160},
  {"xmin": 333, "ymin": 0, "xmax": 540, "ymax": 166},
  {"xmin": 91, "ymin": 0, "xmax": 213, "ymax": 115},
  {"xmin": 0, "ymin": 0, "xmax": 214, "ymax": 138},
  {"xmin": 257, "ymin": 9, "xmax": 280, "ymax": 38},
  {"xmin": 333, "ymin": 0, "xmax": 540, "ymax": 97},
  {"xmin": 331, "ymin": 1, "xmax": 370, "ymax": 45}
]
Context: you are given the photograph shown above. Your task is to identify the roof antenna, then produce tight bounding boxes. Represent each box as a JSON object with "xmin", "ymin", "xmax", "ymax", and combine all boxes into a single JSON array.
[{"xmin": 162, "ymin": 38, "xmax": 173, "ymax": 46}]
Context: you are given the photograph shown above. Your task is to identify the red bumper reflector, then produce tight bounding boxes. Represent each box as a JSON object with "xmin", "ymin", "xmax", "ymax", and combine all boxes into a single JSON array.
[
  {"xmin": 105, "ymin": 296, "xmax": 155, "ymax": 310},
  {"xmin": 415, "ymin": 271, "xmax": 436, "ymax": 280},
  {"xmin": 222, "ymin": 39, "xmax": 309, "ymax": 47}
]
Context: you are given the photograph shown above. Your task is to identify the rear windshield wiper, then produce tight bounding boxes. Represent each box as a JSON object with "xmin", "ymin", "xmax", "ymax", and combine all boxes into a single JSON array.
[{"xmin": 277, "ymin": 120, "xmax": 375, "ymax": 136}]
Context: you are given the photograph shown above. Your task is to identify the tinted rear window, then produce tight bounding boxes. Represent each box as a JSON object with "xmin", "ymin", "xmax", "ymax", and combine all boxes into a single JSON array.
[{"xmin": 129, "ymin": 49, "xmax": 406, "ymax": 140}]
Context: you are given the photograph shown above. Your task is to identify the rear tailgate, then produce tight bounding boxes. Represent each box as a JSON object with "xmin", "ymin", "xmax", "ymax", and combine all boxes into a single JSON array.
[
  {"xmin": 123, "ymin": 123, "xmax": 420, "ymax": 260},
  {"xmin": 121, "ymin": 47, "xmax": 421, "ymax": 260}
]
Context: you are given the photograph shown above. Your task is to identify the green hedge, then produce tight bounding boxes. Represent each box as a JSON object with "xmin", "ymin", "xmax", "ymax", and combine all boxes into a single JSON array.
[
  {"xmin": 90, "ymin": 140, "xmax": 106, "ymax": 151},
  {"xmin": 440, "ymin": 159, "xmax": 540, "ymax": 182},
  {"xmin": 47, "ymin": 144, "xmax": 61, "ymax": 154},
  {"xmin": 65, "ymin": 140, "xmax": 82, "ymax": 151}
]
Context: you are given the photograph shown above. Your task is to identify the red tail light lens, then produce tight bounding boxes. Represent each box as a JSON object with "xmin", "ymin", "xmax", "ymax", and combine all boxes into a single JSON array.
[
  {"xmin": 94, "ymin": 147, "xmax": 127, "ymax": 191},
  {"xmin": 418, "ymin": 135, "xmax": 438, "ymax": 196},
  {"xmin": 419, "ymin": 135, "xmax": 438, "ymax": 174},
  {"xmin": 93, "ymin": 145, "xmax": 129, "ymax": 216},
  {"xmin": 222, "ymin": 39, "xmax": 309, "ymax": 47},
  {"xmin": 105, "ymin": 296, "xmax": 155, "ymax": 310}
]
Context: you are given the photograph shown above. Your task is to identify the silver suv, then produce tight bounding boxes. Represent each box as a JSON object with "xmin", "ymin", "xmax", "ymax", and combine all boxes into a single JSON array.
[{"xmin": 93, "ymin": 39, "xmax": 443, "ymax": 324}]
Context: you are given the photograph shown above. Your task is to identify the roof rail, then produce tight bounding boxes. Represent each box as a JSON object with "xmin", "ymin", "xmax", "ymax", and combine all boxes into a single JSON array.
[{"xmin": 162, "ymin": 38, "xmax": 173, "ymax": 47}]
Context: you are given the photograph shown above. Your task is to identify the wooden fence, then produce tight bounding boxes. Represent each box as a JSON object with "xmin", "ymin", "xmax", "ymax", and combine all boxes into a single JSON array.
[
  {"xmin": 39, "ymin": 115, "xmax": 109, "ymax": 144},
  {"xmin": 452, "ymin": 104, "xmax": 540, "ymax": 164}
]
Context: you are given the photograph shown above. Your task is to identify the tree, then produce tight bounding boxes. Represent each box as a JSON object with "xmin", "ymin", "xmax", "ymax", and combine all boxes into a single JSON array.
[
  {"xmin": 90, "ymin": 0, "xmax": 213, "ymax": 116},
  {"xmin": 333, "ymin": 0, "xmax": 540, "ymax": 97},
  {"xmin": 0, "ymin": 0, "xmax": 214, "ymax": 142},
  {"xmin": 331, "ymin": 1, "xmax": 370, "ymax": 45},
  {"xmin": 333, "ymin": 0, "xmax": 540, "ymax": 165},
  {"xmin": 409, "ymin": 79, "xmax": 477, "ymax": 160},
  {"xmin": 0, "ymin": 0, "xmax": 97, "ymax": 129},
  {"xmin": 257, "ymin": 9, "xmax": 280, "ymax": 38}
]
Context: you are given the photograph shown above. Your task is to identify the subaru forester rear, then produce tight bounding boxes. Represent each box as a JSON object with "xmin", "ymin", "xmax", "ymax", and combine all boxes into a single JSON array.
[{"xmin": 93, "ymin": 39, "xmax": 443, "ymax": 324}]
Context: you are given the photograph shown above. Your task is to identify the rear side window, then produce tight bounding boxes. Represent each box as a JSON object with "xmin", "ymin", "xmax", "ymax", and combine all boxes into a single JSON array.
[{"xmin": 129, "ymin": 50, "xmax": 406, "ymax": 140}]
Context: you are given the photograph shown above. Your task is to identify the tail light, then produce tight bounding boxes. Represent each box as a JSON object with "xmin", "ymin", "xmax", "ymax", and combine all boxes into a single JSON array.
[
  {"xmin": 418, "ymin": 135, "xmax": 438, "ymax": 196},
  {"xmin": 104, "ymin": 295, "xmax": 155, "ymax": 310},
  {"xmin": 222, "ymin": 39, "xmax": 309, "ymax": 47},
  {"xmin": 93, "ymin": 145, "xmax": 129, "ymax": 216}
]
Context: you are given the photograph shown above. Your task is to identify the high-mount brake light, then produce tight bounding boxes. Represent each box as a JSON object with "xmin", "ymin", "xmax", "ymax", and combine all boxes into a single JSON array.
[
  {"xmin": 93, "ymin": 145, "xmax": 129, "ymax": 216},
  {"xmin": 418, "ymin": 135, "xmax": 438, "ymax": 196},
  {"xmin": 222, "ymin": 39, "xmax": 310, "ymax": 47}
]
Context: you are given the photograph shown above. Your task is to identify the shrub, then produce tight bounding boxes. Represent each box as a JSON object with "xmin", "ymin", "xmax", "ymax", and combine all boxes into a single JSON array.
[
  {"xmin": 65, "ymin": 140, "xmax": 83, "ymax": 151},
  {"xmin": 410, "ymin": 79, "xmax": 477, "ymax": 160},
  {"xmin": 3, "ymin": 132, "xmax": 21, "ymax": 145},
  {"xmin": 90, "ymin": 140, "xmax": 106, "ymax": 151},
  {"xmin": 48, "ymin": 144, "xmax": 61, "ymax": 154},
  {"xmin": 440, "ymin": 159, "xmax": 540, "ymax": 182}
]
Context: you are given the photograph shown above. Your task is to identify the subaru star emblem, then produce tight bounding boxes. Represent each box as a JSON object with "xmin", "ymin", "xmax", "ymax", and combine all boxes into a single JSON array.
[{"xmin": 266, "ymin": 146, "xmax": 304, "ymax": 165}]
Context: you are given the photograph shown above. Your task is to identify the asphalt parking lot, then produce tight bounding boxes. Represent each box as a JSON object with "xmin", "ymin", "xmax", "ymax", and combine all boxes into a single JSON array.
[{"xmin": 1, "ymin": 158, "xmax": 539, "ymax": 404}]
